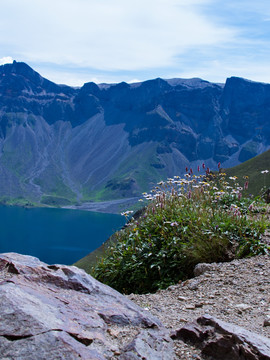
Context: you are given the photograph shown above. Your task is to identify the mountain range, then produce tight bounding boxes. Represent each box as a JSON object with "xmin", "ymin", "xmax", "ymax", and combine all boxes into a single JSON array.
[{"xmin": 0, "ymin": 61, "xmax": 269, "ymax": 205}]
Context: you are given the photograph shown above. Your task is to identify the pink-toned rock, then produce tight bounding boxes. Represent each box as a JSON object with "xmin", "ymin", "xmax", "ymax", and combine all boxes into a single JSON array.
[
  {"xmin": 173, "ymin": 314, "xmax": 270, "ymax": 360},
  {"xmin": 0, "ymin": 253, "xmax": 174, "ymax": 359}
]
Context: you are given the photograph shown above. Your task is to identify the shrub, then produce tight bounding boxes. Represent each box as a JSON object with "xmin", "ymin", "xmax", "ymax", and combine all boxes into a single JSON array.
[{"xmin": 92, "ymin": 169, "xmax": 269, "ymax": 294}]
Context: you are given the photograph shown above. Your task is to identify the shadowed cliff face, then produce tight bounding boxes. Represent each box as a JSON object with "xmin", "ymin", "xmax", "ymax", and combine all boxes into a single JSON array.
[{"xmin": 0, "ymin": 61, "xmax": 269, "ymax": 204}]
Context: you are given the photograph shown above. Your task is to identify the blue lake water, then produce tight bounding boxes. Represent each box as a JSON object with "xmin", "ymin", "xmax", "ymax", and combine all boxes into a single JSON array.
[{"xmin": 0, "ymin": 206, "xmax": 125, "ymax": 265}]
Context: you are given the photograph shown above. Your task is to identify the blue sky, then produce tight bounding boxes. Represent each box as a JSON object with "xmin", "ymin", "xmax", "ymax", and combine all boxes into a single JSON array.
[{"xmin": 0, "ymin": 0, "xmax": 270, "ymax": 86}]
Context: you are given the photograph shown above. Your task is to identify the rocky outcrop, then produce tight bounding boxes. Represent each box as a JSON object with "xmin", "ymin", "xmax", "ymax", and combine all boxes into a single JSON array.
[
  {"xmin": 0, "ymin": 61, "xmax": 269, "ymax": 203},
  {"xmin": 1, "ymin": 252, "xmax": 270, "ymax": 359},
  {"xmin": 0, "ymin": 253, "xmax": 175, "ymax": 359},
  {"xmin": 173, "ymin": 314, "xmax": 270, "ymax": 360}
]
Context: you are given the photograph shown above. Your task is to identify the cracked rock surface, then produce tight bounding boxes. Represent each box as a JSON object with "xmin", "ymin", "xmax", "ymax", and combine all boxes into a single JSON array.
[{"xmin": 0, "ymin": 253, "xmax": 175, "ymax": 360}]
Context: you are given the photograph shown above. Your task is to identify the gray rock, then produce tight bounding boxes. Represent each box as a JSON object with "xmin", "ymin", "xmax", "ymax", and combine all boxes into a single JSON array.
[
  {"xmin": 194, "ymin": 262, "xmax": 216, "ymax": 277},
  {"xmin": 120, "ymin": 328, "xmax": 175, "ymax": 360},
  {"xmin": 235, "ymin": 303, "xmax": 251, "ymax": 313},
  {"xmin": 0, "ymin": 253, "xmax": 174, "ymax": 359},
  {"xmin": 173, "ymin": 314, "xmax": 270, "ymax": 360},
  {"xmin": 187, "ymin": 279, "xmax": 200, "ymax": 290}
]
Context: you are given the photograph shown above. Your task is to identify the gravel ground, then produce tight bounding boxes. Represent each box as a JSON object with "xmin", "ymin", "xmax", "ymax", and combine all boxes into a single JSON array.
[{"xmin": 128, "ymin": 253, "xmax": 270, "ymax": 359}]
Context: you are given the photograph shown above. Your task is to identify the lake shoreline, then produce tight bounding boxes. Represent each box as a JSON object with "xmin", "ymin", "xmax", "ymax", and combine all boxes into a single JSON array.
[
  {"xmin": 0, "ymin": 197, "xmax": 139, "ymax": 214},
  {"xmin": 61, "ymin": 197, "xmax": 139, "ymax": 214}
]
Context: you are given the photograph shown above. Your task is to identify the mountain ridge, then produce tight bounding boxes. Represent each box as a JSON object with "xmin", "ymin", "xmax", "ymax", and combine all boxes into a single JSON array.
[{"xmin": 0, "ymin": 61, "xmax": 269, "ymax": 205}]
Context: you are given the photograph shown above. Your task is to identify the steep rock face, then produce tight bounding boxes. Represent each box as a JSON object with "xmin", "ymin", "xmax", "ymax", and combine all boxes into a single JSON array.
[
  {"xmin": 221, "ymin": 77, "xmax": 270, "ymax": 140},
  {"xmin": 0, "ymin": 61, "xmax": 269, "ymax": 203},
  {"xmin": 0, "ymin": 253, "xmax": 175, "ymax": 359}
]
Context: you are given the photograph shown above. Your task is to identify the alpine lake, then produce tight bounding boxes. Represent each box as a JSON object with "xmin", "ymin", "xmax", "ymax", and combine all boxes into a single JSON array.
[{"xmin": 0, "ymin": 205, "xmax": 125, "ymax": 265}]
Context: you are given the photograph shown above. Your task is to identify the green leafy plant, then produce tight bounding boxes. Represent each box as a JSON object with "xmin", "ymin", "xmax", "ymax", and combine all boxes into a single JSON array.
[{"xmin": 92, "ymin": 167, "xmax": 269, "ymax": 294}]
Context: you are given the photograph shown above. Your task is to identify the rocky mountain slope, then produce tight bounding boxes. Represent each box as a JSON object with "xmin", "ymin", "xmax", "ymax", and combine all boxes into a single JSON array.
[{"xmin": 0, "ymin": 61, "xmax": 269, "ymax": 205}]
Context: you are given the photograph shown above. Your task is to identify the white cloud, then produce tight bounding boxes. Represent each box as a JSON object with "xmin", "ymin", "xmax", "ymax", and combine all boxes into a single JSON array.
[
  {"xmin": 174, "ymin": 58, "xmax": 270, "ymax": 84},
  {"xmin": 0, "ymin": 0, "xmax": 235, "ymax": 71},
  {"xmin": 36, "ymin": 67, "xmax": 140, "ymax": 87},
  {"xmin": 1, "ymin": 0, "xmax": 269, "ymax": 85},
  {"xmin": 127, "ymin": 79, "xmax": 142, "ymax": 84},
  {"xmin": 0, "ymin": 56, "xmax": 13, "ymax": 65}
]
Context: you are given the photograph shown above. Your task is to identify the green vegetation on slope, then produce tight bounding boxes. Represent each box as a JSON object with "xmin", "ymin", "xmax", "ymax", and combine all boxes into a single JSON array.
[
  {"xmin": 90, "ymin": 170, "xmax": 269, "ymax": 294},
  {"xmin": 0, "ymin": 196, "xmax": 37, "ymax": 207},
  {"xmin": 224, "ymin": 149, "xmax": 270, "ymax": 197}
]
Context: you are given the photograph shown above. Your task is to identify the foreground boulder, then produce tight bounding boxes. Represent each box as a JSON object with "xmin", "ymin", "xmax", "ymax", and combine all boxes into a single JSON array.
[
  {"xmin": 172, "ymin": 314, "xmax": 270, "ymax": 360},
  {"xmin": 0, "ymin": 253, "xmax": 174, "ymax": 359}
]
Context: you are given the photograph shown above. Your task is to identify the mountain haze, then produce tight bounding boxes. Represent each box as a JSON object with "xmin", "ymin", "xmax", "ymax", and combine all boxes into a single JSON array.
[{"xmin": 0, "ymin": 61, "xmax": 269, "ymax": 205}]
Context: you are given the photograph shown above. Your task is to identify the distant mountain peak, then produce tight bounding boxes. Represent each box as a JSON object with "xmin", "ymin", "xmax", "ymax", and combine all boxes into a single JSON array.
[
  {"xmin": 0, "ymin": 60, "xmax": 39, "ymax": 78},
  {"xmin": 0, "ymin": 61, "xmax": 76, "ymax": 96}
]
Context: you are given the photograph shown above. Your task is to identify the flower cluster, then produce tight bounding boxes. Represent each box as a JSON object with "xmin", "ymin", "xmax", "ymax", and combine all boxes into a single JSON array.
[{"xmin": 136, "ymin": 165, "xmax": 251, "ymax": 217}]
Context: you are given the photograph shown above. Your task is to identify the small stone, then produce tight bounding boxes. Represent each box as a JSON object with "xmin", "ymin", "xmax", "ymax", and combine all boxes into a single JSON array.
[
  {"xmin": 235, "ymin": 303, "xmax": 251, "ymax": 313},
  {"xmin": 195, "ymin": 303, "xmax": 204, "ymax": 308},
  {"xmin": 187, "ymin": 280, "xmax": 199, "ymax": 290},
  {"xmin": 263, "ymin": 315, "xmax": 270, "ymax": 327},
  {"xmin": 178, "ymin": 296, "xmax": 188, "ymax": 301},
  {"xmin": 220, "ymin": 309, "xmax": 230, "ymax": 315},
  {"xmin": 180, "ymin": 318, "xmax": 188, "ymax": 322},
  {"xmin": 185, "ymin": 304, "xmax": 196, "ymax": 310},
  {"xmin": 107, "ymin": 329, "xmax": 119, "ymax": 338},
  {"xmin": 194, "ymin": 263, "xmax": 216, "ymax": 276},
  {"xmin": 167, "ymin": 285, "xmax": 178, "ymax": 291}
]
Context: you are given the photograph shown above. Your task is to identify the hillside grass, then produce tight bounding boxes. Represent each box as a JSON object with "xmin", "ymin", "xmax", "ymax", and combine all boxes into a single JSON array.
[
  {"xmin": 90, "ymin": 168, "xmax": 269, "ymax": 294},
  {"xmin": 224, "ymin": 149, "xmax": 270, "ymax": 196}
]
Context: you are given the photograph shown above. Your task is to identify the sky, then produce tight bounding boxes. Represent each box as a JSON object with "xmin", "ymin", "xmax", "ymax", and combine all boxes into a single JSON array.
[{"xmin": 0, "ymin": 0, "xmax": 270, "ymax": 86}]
